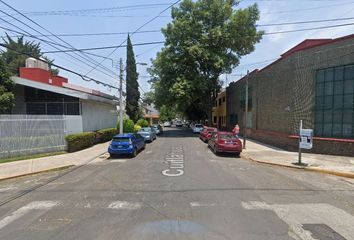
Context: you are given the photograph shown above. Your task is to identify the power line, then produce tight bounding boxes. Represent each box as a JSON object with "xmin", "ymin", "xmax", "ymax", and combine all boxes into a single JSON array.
[
  {"xmin": 0, "ymin": 0, "xmax": 120, "ymax": 83},
  {"xmin": 84, "ymin": 0, "xmax": 182, "ymax": 76},
  {"xmin": 258, "ymin": 16, "xmax": 354, "ymax": 27},
  {"xmin": 42, "ymin": 41, "xmax": 165, "ymax": 53}
]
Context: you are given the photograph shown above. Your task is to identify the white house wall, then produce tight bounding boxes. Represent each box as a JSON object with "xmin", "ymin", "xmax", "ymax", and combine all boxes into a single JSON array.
[{"xmin": 81, "ymin": 100, "xmax": 117, "ymax": 132}]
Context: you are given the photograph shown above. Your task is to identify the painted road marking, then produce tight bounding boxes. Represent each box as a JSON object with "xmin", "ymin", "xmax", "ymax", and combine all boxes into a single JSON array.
[
  {"xmin": 162, "ymin": 145, "xmax": 185, "ymax": 177},
  {"xmin": 242, "ymin": 201, "xmax": 354, "ymax": 240},
  {"xmin": 108, "ymin": 201, "xmax": 142, "ymax": 210},
  {"xmin": 190, "ymin": 202, "xmax": 216, "ymax": 207},
  {"xmin": 0, "ymin": 201, "xmax": 59, "ymax": 230}
]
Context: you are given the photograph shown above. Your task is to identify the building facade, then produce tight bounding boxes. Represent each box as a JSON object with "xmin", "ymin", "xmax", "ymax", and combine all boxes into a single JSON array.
[
  {"xmin": 226, "ymin": 35, "xmax": 354, "ymax": 156},
  {"xmin": 212, "ymin": 90, "xmax": 227, "ymax": 129},
  {"xmin": 11, "ymin": 64, "xmax": 118, "ymax": 134}
]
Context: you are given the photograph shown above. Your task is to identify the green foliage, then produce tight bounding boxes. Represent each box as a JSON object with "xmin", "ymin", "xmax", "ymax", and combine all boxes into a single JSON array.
[
  {"xmin": 0, "ymin": 35, "xmax": 59, "ymax": 76},
  {"xmin": 136, "ymin": 119, "xmax": 149, "ymax": 127},
  {"xmin": 159, "ymin": 105, "xmax": 176, "ymax": 122},
  {"xmin": 96, "ymin": 128, "xmax": 118, "ymax": 142},
  {"xmin": 150, "ymin": 0, "xmax": 263, "ymax": 121},
  {"xmin": 117, "ymin": 118, "xmax": 135, "ymax": 133},
  {"xmin": 125, "ymin": 34, "xmax": 141, "ymax": 122},
  {"xmin": 0, "ymin": 58, "xmax": 14, "ymax": 113},
  {"xmin": 65, "ymin": 132, "xmax": 97, "ymax": 153},
  {"xmin": 134, "ymin": 124, "xmax": 142, "ymax": 133},
  {"xmin": 142, "ymin": 91, "xmax": 155, "ymax": 105}
]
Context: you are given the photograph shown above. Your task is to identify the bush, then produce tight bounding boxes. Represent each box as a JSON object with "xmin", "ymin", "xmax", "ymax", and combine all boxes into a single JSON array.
[
  {"xmin": 117, "ymin": 118, "xmax": 134, "ymax": 133},
  {"xmin": 134, "ymin": 124, "xmax": 142, "ymax": 133},
  {"xmin": 136, "ymin": 119, "xmax": 149, "ymax": 127},
  {"xmin": 65, "ymin": 132, "xmax": 97, "ymax": 152},
  {"xmin": 96, "ymin": 128, "xmax": 118, "ymax": 142}
]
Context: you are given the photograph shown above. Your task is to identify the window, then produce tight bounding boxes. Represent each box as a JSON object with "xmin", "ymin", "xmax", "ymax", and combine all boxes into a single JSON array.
[
  {"xmin": 222, "ymin": 96, "xmax": 225, "ymax": 102},
  {"xmin": 218, "ymin": 98, "xmax": 221, "ymax": 106},
  {"xmin": 213, "ymin": 116, "xmax": 217, "ymax": 123},
  {"xmin": 315, "ymin": 65, "xmax": 354, "ymax": 138}
]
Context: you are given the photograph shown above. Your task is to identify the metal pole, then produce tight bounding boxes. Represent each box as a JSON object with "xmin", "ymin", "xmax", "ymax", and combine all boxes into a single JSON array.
[
  {"xmin": 119, "ymin": 58, "xmax": 124, "ymax": 135},
  {"xmin": 298, "ymin": 119, "xmax": 302, "ymax": 164},
  {"xmin": 243, "ymin": 70, "xmax": 249, "ymax": 149}
]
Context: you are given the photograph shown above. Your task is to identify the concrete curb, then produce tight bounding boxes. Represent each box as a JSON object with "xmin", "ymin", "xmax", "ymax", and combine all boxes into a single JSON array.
[{"xmin": 242, "ymin": 153, "xmax": 354, "ymax": 179}]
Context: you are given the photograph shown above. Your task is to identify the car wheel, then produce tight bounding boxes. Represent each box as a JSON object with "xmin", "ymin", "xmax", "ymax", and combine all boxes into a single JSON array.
[
  {"xmin": 131, "ymin": 148, "xmax": 137, "ymax": 158},
  {"xmin": 109, "ymin": 153, "xmax": 114, "ymax": 158},
  {"xmin": 235, "ymin": 152, "xmax": 240, "ymax": 157},
  {"xmin": 142, "ymin": 143, "xmax": 146, "ymax": 149}
]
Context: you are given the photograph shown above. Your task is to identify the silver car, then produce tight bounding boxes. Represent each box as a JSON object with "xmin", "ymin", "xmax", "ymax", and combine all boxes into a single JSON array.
[{"xmin": 138, "ymin": 127, "xmax": 157, "ymax": 142}]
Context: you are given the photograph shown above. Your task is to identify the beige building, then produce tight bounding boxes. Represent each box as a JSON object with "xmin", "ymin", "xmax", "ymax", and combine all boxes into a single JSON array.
[{"xmin": 212, "ymin": 90, "xmax": 227, "ymax": 130}]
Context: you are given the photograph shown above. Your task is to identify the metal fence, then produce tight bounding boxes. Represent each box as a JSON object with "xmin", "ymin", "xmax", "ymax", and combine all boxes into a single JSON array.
[{"xmin": 0, "ymin": 115, "xmax": 67, "ymax": 158}]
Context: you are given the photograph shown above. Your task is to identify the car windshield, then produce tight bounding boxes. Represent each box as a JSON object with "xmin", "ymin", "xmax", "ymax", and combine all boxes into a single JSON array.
[
  {"xmin": 219, "ymin": 134, "xmax": 237, "ymax": 139},
  {"xmin": 139, "ymin": 128, "xmax": 151, "ymax": 133},
  {"xmin": 112, "ymin": 138, "xmax": 130, "ymax": 143},
  {"xmin": 195, "ymin": 124, "xmax": 203, "ymax": 128}
]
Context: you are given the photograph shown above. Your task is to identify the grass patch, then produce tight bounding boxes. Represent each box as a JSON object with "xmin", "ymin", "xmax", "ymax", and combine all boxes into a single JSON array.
[{"xmin": 0, "ymin": 151, "xmax": 67, "ymax": 164}]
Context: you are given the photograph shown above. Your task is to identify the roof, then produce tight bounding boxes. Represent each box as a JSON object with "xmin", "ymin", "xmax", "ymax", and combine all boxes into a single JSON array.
[
  {"xmin": 260, "ymin": 33, "xmax": 354, "ymax": 73},
  {"xmin": 12, "ymin": 76, "xmax": 118, "ymax": 105},
  {"xmin": 113, "ymin": 133, "xmax": 134, "ymax": 138}
]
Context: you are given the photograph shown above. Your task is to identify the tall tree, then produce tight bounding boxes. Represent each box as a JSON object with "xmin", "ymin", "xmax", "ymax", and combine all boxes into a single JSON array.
[
  {"xmin": 0, "ymin": 57, "xmax": 15, "ymax": 113},
  {"xmin": 1, "ymin": 34, "xmax": 59, "ymax": 76},
  {"xmin": 125, "ymin": 34, "xmax": 140, "ymax": 122},
  {"xmin": 150, "ymin": 0, "xmax": 263, "ymax": 124}
]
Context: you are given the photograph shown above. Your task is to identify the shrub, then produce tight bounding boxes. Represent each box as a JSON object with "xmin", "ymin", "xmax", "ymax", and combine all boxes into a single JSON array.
[
  {"xmin": 96, "ymin": 128, "xmax": 118, "ymax": 142},
  {"xmin": 134, "ymin": 124, "xmax": 142, "ymax": 133},
  {"xmin": 136, "ymin": 119, "xmax": 149, "ymax": 127},
  {"xmin": 65, "ymin": 132, "xmax": 96, "ymax": 152},
  {"xmin": 117, "ymin": 118, "xmax": 134, "ymax": 133}
]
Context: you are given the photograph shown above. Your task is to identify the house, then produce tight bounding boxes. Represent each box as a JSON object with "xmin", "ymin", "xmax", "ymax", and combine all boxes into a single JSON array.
[
  {"xmin": 226, "ymin": 34, "xmax": 354, "ymax": 156},
  {"xmin": 141, "ymin": 103, "xmax": 159, "ymax": 125},
  {"xmin": 11, "ymin": 58, "xmax": 118, "ymax": 134},
  {"xmin": 212, "ymin": 89, "xmax": 227, "ymax": 129}
]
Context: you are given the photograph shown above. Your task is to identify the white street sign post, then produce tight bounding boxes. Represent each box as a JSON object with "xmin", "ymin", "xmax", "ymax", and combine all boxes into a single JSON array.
[{"xmin": 298, "ymin": 120, "xmax": 313, "ymax": 165}]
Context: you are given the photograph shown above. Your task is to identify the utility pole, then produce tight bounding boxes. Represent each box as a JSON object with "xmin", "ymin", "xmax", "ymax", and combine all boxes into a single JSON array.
[
  {"xmin": 243, "ymin": 70, "xmax": 249, "ymax": 149},
  {"xmin": 119, "ymin": 58, "xmax": 124, "ymax": 134}
]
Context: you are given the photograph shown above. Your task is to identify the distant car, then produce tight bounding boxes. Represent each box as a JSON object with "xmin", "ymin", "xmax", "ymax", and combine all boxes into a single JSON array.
[
  {"xmin": 163, "ymin": 121, "xmax": 171, "ymax": 127},
  {"xmin": 138, "ymin": 127, "xmax": 157, "ymax": 142},
  {"xmin": 192, "ymin": 124, "xmax": 204, "ymax": 133},
  {"xmin": 151, "ymin": 124, "xmax": 163, "ymax": 135},
  {"xmin": 108, "ymin": 133, "xmax": 146, "ymax": 158},
  {"xmin": 176, "ymin": 121, "xmax": 183, "ymax": 127},
  {"xmin": 208, "ymin": 131, "xmax": 242, "ymax": 156},
  {"xmin": 199, "ymin": 127, "xmax": 217, "ymax": 142}
]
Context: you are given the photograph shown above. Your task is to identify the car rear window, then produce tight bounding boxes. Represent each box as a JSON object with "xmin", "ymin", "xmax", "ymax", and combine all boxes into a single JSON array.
[
  {"xmin": 195, "ymin": 124, "xmax": 203, "ymax": 127},
  {"xmin": 219, "ymin": 134, "xmax": 237, "ymax": 139},
  {"xmin": 112, "ymin": 138, "xmax": 130, "ymax": 142}
]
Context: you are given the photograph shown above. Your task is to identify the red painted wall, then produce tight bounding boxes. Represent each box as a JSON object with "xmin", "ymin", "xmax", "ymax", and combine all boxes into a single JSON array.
[{"xmin": 19, "ymin": 67, "xmax": 68, "ymax": 87}]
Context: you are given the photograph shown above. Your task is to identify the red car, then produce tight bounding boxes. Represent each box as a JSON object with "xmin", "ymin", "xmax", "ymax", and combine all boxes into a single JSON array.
[
  {"xmin": 199, "ymin": 127, "xmax": 217, "ymax": 143},
  {"xmin": 208, "ymin": 131, "xmax": 242, "ymax": 156}
]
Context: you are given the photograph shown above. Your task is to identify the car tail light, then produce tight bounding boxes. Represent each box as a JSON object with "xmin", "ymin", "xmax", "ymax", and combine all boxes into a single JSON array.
[{"xmin": 218, "ymin": 138, "xmax": 225, "ymax": 144}]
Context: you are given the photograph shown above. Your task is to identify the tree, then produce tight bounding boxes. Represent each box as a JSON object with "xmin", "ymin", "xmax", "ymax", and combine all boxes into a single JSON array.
[
  {"xmin": 150, "ymin": 0, "xmax": 263, "ymax": 124},
  {"xmin": 159, "ymin": 105, "xmax": 177, "ymax": 122},
  {"xmin": 142, "ymin": 91, "xmax": 155, "ymax": 105},
  {"xmin": 1, "ymin": 34, "xmax": 59, "ymax": 76},
  {"xmin": 136, "ymin": 119, "xmax": 149, "ymax": 127},
  {"xmin": 0, "ymin": 58, "xmax": 15, "ymax": 113},
  {"xmin": 125, "ymin": 34, "xmax": 141, "ymax": 123}
]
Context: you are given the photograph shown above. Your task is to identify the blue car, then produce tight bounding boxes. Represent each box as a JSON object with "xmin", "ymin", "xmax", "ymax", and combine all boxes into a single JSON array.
[{"xmin": 108, "ymin": 133, "xmax": 146, "ymax": 158}]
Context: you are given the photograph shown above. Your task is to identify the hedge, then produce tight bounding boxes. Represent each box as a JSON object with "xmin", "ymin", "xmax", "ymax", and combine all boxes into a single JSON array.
[
  {"xmin": 136, "ymin": 119, "xmax": 149, "ymax": 127},
  {"xmin": 117, "ymin": 118, "xmax": 134, "ymax": 133},
  {"xmin": 65, "ymin": 132, "xmax": 97, "ymax": 153},
  {"xmin": 96, "ymin": 128, "xmax": 118, "ymax": 142}
]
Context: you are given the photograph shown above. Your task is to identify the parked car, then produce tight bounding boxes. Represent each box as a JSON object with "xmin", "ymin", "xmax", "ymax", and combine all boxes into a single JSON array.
[
  {"xmin": 108, "ymin": 133, "xmax": 146, "ymax": 158},
  {"xmin": 176, "ymin": 121, "xmax": 183, "ymax": 127},
  {"xmin": 163, "ymin": 121, "xmax": 171, "ymax": 127},
  {"xmin": 208, "ymin": 131, "xmax": 242, "ymax": 156},
  {"xmin": 199, "ymin": 127, "xmax": 217, "ymax": 142},
  {"xmin": 192, "ymin": 124, "xmax": 204, "ymax": 133},
  {"xmin": 138, "ymin": 127, "xmax": 157, "ymax": 142},
  {"xmin": 151, "ymin": 124, "xmax": 163, "ymax": 135}
]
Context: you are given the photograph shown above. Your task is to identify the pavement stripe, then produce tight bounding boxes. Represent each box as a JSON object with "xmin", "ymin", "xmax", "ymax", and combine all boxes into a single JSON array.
[
  {"xmin": 190, "ymin": 202, "xmax": 216, "ymax": 207},
  {"xmin": 107, "ymin": 201, "xmax": 142, "ymax": 210},
  {"xmin": 0, "ymin": 201, "xmax": 59, "ymax": 230}
]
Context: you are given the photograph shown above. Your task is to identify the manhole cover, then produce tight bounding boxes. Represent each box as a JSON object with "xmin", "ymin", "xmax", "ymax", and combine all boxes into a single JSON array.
[{"xmin": 302, "ymin": 224, "xmax": 346, "ymax": 240}]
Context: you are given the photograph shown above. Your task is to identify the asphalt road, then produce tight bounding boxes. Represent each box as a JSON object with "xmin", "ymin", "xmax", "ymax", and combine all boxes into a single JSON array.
[{"xmin": 0, "ymin": 128, "xmax": 354, "ymax": 240}]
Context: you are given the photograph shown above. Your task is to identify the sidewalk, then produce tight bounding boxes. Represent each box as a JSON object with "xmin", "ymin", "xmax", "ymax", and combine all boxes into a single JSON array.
[
  {"xmin": 242, "ymin": 139, "xmax": 354, "ymax": 179},
  {"xmin": 0, "ymin": 142, "xmax": 110, "ymax": 180}
]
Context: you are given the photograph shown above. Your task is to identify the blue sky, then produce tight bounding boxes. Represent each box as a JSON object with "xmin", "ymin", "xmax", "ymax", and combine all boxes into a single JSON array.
[{"xmin": 1, "ymin": 0, "xmax": 354, "ymax": 95}]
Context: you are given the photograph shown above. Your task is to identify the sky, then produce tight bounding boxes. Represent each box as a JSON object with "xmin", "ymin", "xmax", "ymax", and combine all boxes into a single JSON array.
[{"xmin": 1, "ymin": 0, "xmax": 354, "ymax": 96}]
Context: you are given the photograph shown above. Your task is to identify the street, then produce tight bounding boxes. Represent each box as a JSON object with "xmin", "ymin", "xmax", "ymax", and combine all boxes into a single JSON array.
[{"xmin": 0, "ymin": 128, "xmax": 353, "ymax": 240}]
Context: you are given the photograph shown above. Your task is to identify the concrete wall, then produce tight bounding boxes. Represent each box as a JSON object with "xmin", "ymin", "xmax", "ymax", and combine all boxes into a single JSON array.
[{"xmin": 81, "ymin": 100, "xmax": 117, "ymax": 132}]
